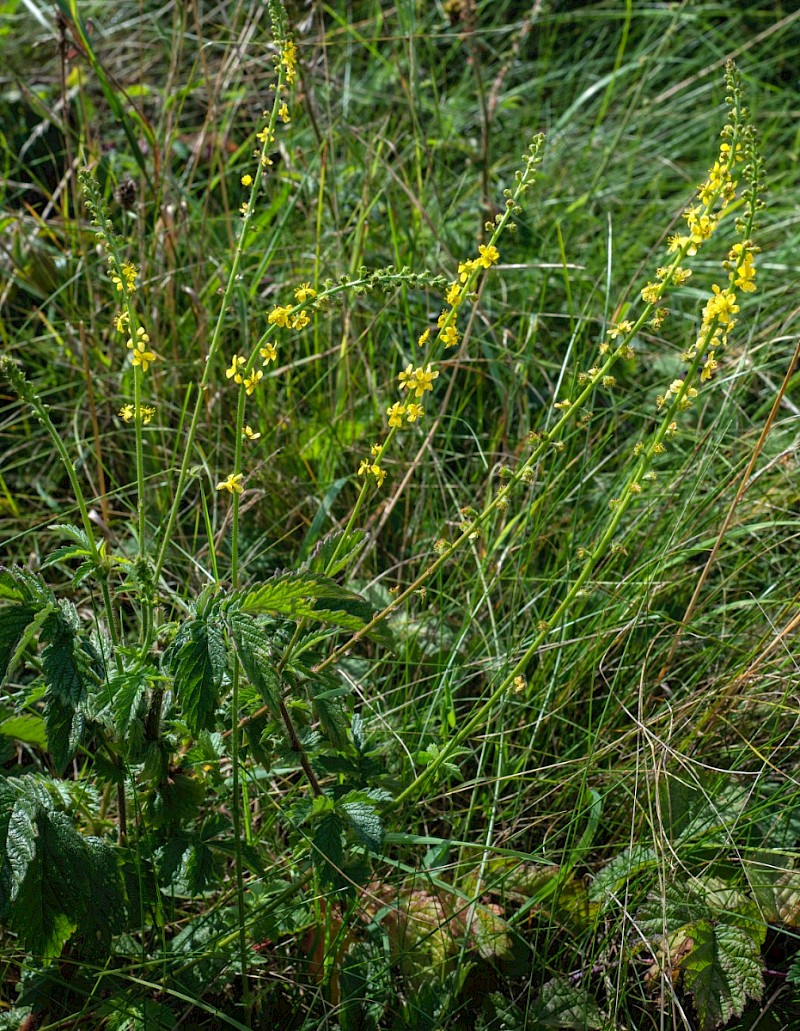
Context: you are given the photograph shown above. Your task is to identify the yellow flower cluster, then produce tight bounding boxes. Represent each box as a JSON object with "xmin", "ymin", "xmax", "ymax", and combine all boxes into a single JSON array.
[
  {"xmin": 119, "ymin": 404, "xmax": 155, "ymax": 424},
  {"xmin": 358, "ymin": 458, "xmax": 386, "ymax": 487},
  {"xmin": 127, "ymin": 326, "xmax": 159, "ymax": 373},
  {"xmin": 656, "ymin": 378, "xmax": 698, "ymax": 411},
  {"xmin": 281, "ymin": 41, "xmax": 298, "ymax": 83},
  {"xmin": 398, "ymin": 363, "xmax": 439, "ymax": 398},
  {"xmin": 267, "ymin": 304, "xmax": 310, "ymax": 330},
  {"xmin": 111, "ymin": 261, "xmax": 138, "ymax": 293}
]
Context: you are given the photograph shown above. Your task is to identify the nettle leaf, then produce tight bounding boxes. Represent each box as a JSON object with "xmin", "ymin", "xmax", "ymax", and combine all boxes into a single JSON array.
[
  {"xmin": 0, "ymin": 605, "xmax": 38, "ymax": 682},
  {"xmin": 164, "ymin": 617, "xmax": 226, "ymax": 734},
  {"xmin": 110, "ymin": 668, "xmax": 152, "ymax": 750},
  {"xmin": 238, "ymin": 571, "xmax": 389, "ymax": 642},
  {"xmin": 44, "ymin": 694, "xmax": 85, "ymax": 773},
  {"xmin": 227, "ymin": 612, "xmax": 281, "ymax": 717},
  {"xmin": 338, "ymin": 796, "xmax": 383, "ymax": 852},
  {"xmin": 312, "ymin": 811, "xmax": 345, "ymax": 884},
  {"xmin": 310, "ymin": 677, "xmax": 350, "ymax": 750},
  {"xmin": 305, "ymin": 528, "xmax": 369, "ymax": 577},
  {"xmin": 0, "ymin": 785, "xmax": 124, "ymax": 962},
  {"xmin": 41, "ymin": 602, "xmax": 98, "ymax": 707}
]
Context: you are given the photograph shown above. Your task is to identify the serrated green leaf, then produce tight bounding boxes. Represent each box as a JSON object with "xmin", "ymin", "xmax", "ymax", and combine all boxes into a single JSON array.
[
  {"xmin": 682, "ymin": 920, "xmax": 763, "ymax": 1030},
  {"xmin": 47, "ymin": 523, "xmax": 93, "ymax": 548},
  {"xmin": 110, "ymin": 669, "xmax": 149, "ymax": 738},
  {"xmin": 238, "ymin": 571, "xmax": 385, "ymax": 639},
  {"xmin": 0, "ymin": 569, "xmax": 24, "ymax": 602},
  {"xmin": 44, "ymin": 693, "xmax": 85, "ymax": 772},
  {"xmin": 41, "ymin": 544, "xmax": 92, "ymax": 569},
  {"xmin": 306, "ymin": 529, "xmax": 369, "ymax": 577},
  {"xmin": 532, "ymin": 975, "xmax": 609, "ymax": 1029},
  {"xmin": 227, "ymin": 612, "xmax": 281, "ymax": 716},
  {"xmin": 338, "ymin": 800, "xmax": 383, "ymax": 852},
  {"xmin": 41, "ymin": 603, "xmax": 96, "ymax": 707},
  {"xmin": 311, "ymin": 677, "xmax": 350, "ymax": 750},
  {"xmin": 0, "ymin": 605, "xmax": 37, "ymax": 682},
  {"xmin": 312, "ymin": 811, "xmax": 345, "ymax": 884},
  {"xmin": 590, "ymin": 842, "xmax": 658, "ymax": 904},
  {"xmin": 164, "ymin": 618, "xmax": 226, "ymax": 734}
]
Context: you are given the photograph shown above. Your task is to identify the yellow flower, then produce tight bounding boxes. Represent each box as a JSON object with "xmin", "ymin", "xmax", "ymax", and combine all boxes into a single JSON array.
[
  {"xmin": 243, "ymin": 425, "xmax": 261, "ymax": 441},
  {"xmin": 119, "ymin": 404, "xmax": 135, "ymax": 422},
  {"xmin": 291, "ymin": 310, "xmax": 310, "ymax": 330},
  {"xmin": 398, "ymin": 364, "xmax": 415, "ymax": 391},
  {"xmin": 131, "ymin": 341, "xmax": 158, "ymax": 372},
  {"xmin": 417, "ymin": 329, "xmax": 430, "ymax": 348},
  {"xmin": 440, "ymin": 325, "xmax": 459, "ymax": 349},
  {"xmin": 260, "ymin": 343, "xmax": 277, "ymax": 364},
  {"xmin": 240, "ymin": 203, "xmax": 249, "ymax": 216},
  {"xmin": 244, "ymin": 369, "xmax": 263, "ymax": 395},
  {"xmin": 256, "ymin": 126, "xmax": 274, "ymax": 145},
  {"xmin": 370, "ymin": 443, "xmax": 382, "ymax": 457},
  {"xmin": 216, "ymin": 472, "xmax": 244, "ymax": 494},
  {"xmin": 476, "ymin": 244, "xmax": 500, "ymax": 268},
  {"xmin": 445, "ymin": 282, "xmax": 461, "ymax": 306},
  {"xmin": 226, "ymin": 355, "xmax": 245, "ymax": 383},
  {"xmin": 114, "ymin": 311, "xmax": 129, "ymax": 333},
  {"xmin": 608, "ymin": 321, "xmax": 633, "ymax": 339},
  {"xmin": 405, "ymin": 403, "xmax": 424, "ymax": 423},
  {"xmin": 409, "ymin": 364, "xmax": 438, "ymax": 398},
  {"xmin": 267, "ymin": 305, "xmax": 293, "ymax": 328},
  {"xmin": 358, "ymin": 459, "xmax": 372, "ymax": 477},
  {"xmin": 387, "ymin": 402, "xmax": 406, "ymax": 428},
  {"xmin": 122, "ymin": 262, "xmax": 138, "ymax": 290},
  {"xmin": 281, "ymin": 40, "xmax": 298, "ymax": 83},
  {"xmin": 371, "ymin": 464, "xmax": 386, "ymax": 487},
  {"xmin": 458, "ymin": 258, "xmax": 476, "ymax": 283},
  {"xmin": 294, "ymin": 282, "xmax": 316, "ymax": 302},
  {"xmin": 278, "ymin": 101, "xmax": 290, "ymax": 123},
  {"xmin": 241, "ymin": 174, "xmax": 253, "ymax": 187}
]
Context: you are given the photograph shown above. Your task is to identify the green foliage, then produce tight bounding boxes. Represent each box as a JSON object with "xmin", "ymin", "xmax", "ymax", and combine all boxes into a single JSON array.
[
  {"xmin": 164, "ymin": 612, "xmax": 227, "ymax": 735},
  {"xmin": 1, "ymin": 2, "xmax": 798, "ymax": 1029},
  {"xmin": 0, "ymin": 777, "xmax": 125, "ymax": 962}
]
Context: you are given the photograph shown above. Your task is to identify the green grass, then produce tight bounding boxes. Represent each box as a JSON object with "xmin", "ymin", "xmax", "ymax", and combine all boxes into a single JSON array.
[{"xmin": 1, "ymin": 1, "xmax": 800, "ymax": 1028}]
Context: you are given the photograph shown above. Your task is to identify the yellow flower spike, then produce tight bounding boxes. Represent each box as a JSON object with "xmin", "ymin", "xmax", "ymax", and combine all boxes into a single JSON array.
[
  {"xmin": 244, "ymin": 370, "xmax": 263, "ymax": 395},
  {"xmin": 243, "ymin": 425, "xmax": 261, "ymax": 441},
  {"xmin": 281, "ymin": 41, "xmax": 298, "ymax": 83},
  {"xmin": 387, "ymin": 402, "xmax": 406, "ymax": 428},
  {"xmin": 121, "ymin": 261, "xmax": 138, "ymax": 291},
  {"xmin": 226, "ymin": 355, "xmax": 246, "ymax": 383},
  {"xmin": 405, "ymin": 403, "xmax": 424, "ymax": 423},
  {"xmin": 241, "ymin": 174, "xmax": 253, "ymax": 187},
  {"xmin": 260, "ymin": 343, "xmax": 277, "ymax": 364},
  {"xmin": 216, "ymin": 473, "xmax": 244, "ymax": 494}
]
